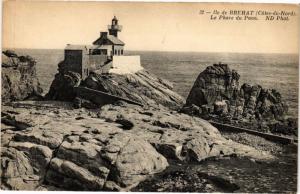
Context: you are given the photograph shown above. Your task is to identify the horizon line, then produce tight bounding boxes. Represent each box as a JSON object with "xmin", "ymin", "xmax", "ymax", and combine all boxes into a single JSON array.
[{"xmin": 2, "ymin": 47, "xmax": 299, "ymax": 55}]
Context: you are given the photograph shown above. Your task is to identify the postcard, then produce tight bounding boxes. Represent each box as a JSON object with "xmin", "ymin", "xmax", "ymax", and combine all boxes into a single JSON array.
[{"xmin": 1, "ymin": 1, "xmax": 299, "ymax": 192}]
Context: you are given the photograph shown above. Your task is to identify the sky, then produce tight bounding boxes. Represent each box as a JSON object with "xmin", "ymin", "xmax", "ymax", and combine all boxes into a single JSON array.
[{"xmin": 2, "ymin": 1, "xmax": 299, "ymax": 53}]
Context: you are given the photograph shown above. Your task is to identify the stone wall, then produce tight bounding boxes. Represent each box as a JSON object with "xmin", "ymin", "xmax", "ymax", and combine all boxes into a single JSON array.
[
  {"xmin": 110, "ymin": 56, "xmax": 142, "ymax": 74},
  {"xmin": 64, "ymin": 50, "xmax": 83, "ymax": 75}
]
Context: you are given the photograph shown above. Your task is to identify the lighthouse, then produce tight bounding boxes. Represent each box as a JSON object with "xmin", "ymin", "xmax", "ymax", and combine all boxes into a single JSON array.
[
  {"xmin": 92, "ymin": 16, "xmax": 125, "ymax": 56},
  {"xmin": 63, "ymin": 16, "xmax": 141, "ymax": 78},
  {"xmin": 108, "ymin": 16, "xmax": 122, "ymax": 37}
]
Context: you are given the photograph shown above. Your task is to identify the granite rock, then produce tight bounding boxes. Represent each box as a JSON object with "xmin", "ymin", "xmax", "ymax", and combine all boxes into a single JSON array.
[
  {"xmin": 1, "ymin": 50, "xmax": 43, "ymax": 102},
  {"xmin": 1, "ymin": 101, "xmax": 274, "ymax": 190},
  {"xmin": 184, "ymin": 63, "xmax": 294, "ymax": 135},
  {"xmin": 46, "ymin": 60, "xmax": 185, "ymax": 109}
]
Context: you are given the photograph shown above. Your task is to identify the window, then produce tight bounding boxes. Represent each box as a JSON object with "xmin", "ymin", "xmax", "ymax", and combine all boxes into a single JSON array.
[
  {"xmin": 101, "ymin": 49, "xmax": 107, "ymax": 55},
  {"xmin": 121, "ymin": 50, "xmax": 123, "ymax": 55},
  {"xmin": 90, "ymin": 49, "xmax": 101, "ymax": 55},
  {"xmin": 84, "ymin": 68, "xmax": 89, "ymax": 76},
  {"xmin": 114, "ymin": 50, "xmax": 117, "ymax": 55}
]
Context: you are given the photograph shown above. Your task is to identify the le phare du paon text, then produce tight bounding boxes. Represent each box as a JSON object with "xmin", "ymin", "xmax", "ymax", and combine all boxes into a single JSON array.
[{"xmin": 199, "ymin": 9, "xmax": 296, "ymax": 21}]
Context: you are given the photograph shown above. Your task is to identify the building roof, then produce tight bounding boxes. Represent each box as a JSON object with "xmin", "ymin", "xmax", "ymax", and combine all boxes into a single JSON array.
[
  {"xmin": 107, "ymin": 35, "xmax": 125, "ymax": 45},
  {"xmin": 93, "ymin": 35, "xmax": 125, "ymax": 46},
  {"xmin": 65, "ymin": 44, "xmax": 90, "ymax": 50}
]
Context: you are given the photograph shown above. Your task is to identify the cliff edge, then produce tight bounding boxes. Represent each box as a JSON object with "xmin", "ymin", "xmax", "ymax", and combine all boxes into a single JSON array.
[{"xmin": 2, "ymin": 50, "xmax": 43, "ymax": 102}]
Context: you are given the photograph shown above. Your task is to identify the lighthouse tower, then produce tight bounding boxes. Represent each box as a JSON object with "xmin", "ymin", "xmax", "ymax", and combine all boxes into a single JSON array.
[{"xmin": 108, "ymin": 16, "xmax": 122, "ymax": 37}]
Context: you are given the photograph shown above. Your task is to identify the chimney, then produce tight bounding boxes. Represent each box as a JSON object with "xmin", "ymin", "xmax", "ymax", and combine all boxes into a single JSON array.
[{"xmin": 100, "ymin": 32, "xmax": 108, "ymax": 37}]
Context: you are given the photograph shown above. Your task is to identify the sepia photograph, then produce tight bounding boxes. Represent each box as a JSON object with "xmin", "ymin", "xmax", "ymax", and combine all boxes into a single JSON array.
[{"xmin": 1, "ymin": 0, "xmax": 299, "ymax": 193}]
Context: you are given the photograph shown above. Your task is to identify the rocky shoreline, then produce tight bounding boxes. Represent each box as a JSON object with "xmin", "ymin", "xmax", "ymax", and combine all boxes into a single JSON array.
[
  {"xmin": 133, "ymin": 151, "xmax": 297, "ymax": 193},
  {"xmin": 133, "ymin": 132, "xmax": 297, "ymax": 193},
  {"xmin": 1, "ymin": 51, "xmax": 297, "ymax": 192}
]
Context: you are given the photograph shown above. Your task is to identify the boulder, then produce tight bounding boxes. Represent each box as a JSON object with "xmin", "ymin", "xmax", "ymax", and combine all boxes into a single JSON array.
[
  {"xmin": 214, "ymin": 100, "xmax": 228, "ymax": 115},
  {"xmin": 186, "ymin": 63, "xmax": 240, "ymax": 107},
  {"xmin": 45, "ymin": 71, "xmax": 81, "ymax": 101},
  {"xmin": 45, "ymin": 127, "xmax": 169, "ymax": 190},
  {"xmin": 1, "ymin": 147, "xmax": 39, "ymax": 190}
]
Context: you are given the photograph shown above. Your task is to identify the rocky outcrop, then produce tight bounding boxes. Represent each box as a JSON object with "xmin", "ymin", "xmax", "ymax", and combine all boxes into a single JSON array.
[
  {"xmin": 184, "ymin": 63, "xmax": 295, "ymax": 135},
  {"xmin": 45, "ymin": 70, "xmax": 81, "ymax": 101},
  {"xmin": 2, "ymin": 50, "xmax": 43, "ymax": 102},
  {"xmin": 81, "ymin": 70, "xmax": 184, "ymax": 109},
  {"xmin": 1, "ymin": 101, "xmax": 168, "ymax": 191},
  {"xmin": 1, "ymin": 101, "xmax": 273, "ymax": 191},
  {"xmin": 99, "ymin": 102, "xmax": 272, "ymax": 162},
  {"xmin": 46, "ymin": 59, "xmax": 184, "ymax": 109},
  {"xmin": 186, "ymin": 63, "xmax": 240, "ymax": 107}
]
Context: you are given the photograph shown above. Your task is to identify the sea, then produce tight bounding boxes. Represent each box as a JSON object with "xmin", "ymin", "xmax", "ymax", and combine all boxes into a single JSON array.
[{"xmin": 13, "ymin": 49, "xmax": 298, "ymax": 117}]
